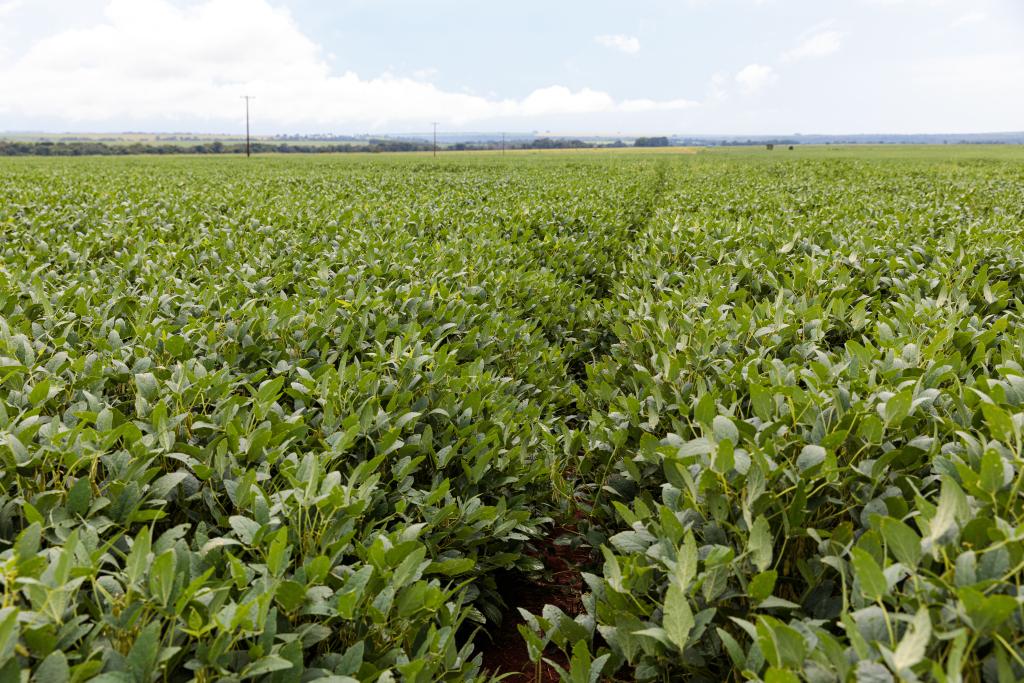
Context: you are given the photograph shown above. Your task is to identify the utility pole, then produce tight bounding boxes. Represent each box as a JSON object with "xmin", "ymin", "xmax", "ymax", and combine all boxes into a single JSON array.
[
  {"xmin": 241, "ymin": 95, "xmax": 254, "ymax": 158},
  {"xmin": 432, "ymin": 122, "xmax": 438, "ymax": 157},
  {"xmin": 501, "ymin": 132, "xmax": 505, "ymax": 155}
]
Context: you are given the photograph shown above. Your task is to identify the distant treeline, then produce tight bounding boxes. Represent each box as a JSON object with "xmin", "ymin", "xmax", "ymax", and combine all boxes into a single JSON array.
[
  {"xmin": 0, "ymin": 140, "xmax": 432, "ymax": 156},
  {"xmin": 633, "ymin": 137, "xmax": 671, "ymax": 147},
  {"xmin": 0, "ymin": 137, "xmax": 639, "ymax": 156}
]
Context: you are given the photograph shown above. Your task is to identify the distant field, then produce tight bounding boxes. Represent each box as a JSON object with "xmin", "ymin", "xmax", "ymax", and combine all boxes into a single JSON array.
[
  {"xmin": 5, "ymin": 132, "xmax": 1024, "ymax": 157},
  {"xmin": 708, "ymin": 142, "xmax": 1024, "ymax": 161},
  {"xmin": 2, "ymin": 148, "xmax": 1024, "ymax": 681}
]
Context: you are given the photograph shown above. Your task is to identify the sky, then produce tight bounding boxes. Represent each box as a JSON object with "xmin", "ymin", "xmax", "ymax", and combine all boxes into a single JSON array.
[{"xmin": 0, "ymin": 0, "xmax": 1021, "ymax": 136}]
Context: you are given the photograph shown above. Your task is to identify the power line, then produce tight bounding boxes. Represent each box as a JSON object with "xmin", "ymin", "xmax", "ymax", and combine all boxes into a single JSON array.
[{"xmin": 241, "ymin": 95, "xmax": 255, "ymax": 158}]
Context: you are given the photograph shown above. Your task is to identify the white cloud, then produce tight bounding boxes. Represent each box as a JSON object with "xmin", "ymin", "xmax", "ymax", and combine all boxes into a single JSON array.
[
  {"xmin": 782, "ymin": 30, "xmax": 842, "ymax": 62},
  {"xmin": 0, "ymin": 0, "xmax": 691, "ymax": 130},
  {"xmin": 951, "ymin": 11, "xmax": 987, "ymax": 27},
  {"xmin": 0, "ymin": 0, "xmax": 23, "ymax": 16},
  {"xmin": 518, "ymin": 86, "xmax": 614, "ymax": 115},
  {"xmin": 735, "ymin": 63, "xmax": 778, "ymax": 94},
  {"xmin": 620, "ymin": 98, "xmax": 698, "ymax": 112},
  {"xmin": 594, "ymin": 34, "xmax": 641, "ymax": 54}
]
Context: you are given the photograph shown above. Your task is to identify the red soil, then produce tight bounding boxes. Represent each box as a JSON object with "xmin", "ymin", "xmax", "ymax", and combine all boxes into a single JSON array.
[{"xmin": 480, "ymin": 528, "xmax": 594, "ymax": 682}]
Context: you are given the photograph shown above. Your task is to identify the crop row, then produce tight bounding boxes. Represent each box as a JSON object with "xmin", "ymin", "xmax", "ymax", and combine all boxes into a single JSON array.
[{"xmin": 1, "ymin": 151, "xmax": 1024, "ymax": 682}]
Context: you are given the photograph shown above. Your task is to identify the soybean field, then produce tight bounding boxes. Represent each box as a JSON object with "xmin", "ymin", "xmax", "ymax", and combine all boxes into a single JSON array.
[{"xmin": 2, "ymin": 146, "xmax": 1024, "ymax": 682}]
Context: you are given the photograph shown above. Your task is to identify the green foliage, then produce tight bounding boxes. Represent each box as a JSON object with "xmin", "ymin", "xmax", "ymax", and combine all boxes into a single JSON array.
[
  {"xmin": 537, "ymin": 150, "xmax": 1024, "ymax": 681},
  {"xmin": 2, "ymin": 148, "xmax": 1024, "ymax": 682}
]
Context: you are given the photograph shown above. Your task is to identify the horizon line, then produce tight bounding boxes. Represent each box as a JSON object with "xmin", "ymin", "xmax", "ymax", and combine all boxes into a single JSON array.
[{"xmin": 4, "ymin": 130, "xmax": 1024, "ymax": 139}]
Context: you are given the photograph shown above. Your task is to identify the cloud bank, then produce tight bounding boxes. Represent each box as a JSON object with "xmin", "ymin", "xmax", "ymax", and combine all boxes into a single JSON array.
[
  {"xmin": 0, "ymin": 0, "xmax": 693, "ymax": 130},
  {"xmin": 734, "ymin": 64, "xmax": 778, "ymax": 93}
]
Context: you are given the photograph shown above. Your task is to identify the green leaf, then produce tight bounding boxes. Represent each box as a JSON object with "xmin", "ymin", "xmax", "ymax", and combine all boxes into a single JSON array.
[
  {"xmin": 126, "ymin": 622, "xmax": 161, "ymax": 683},
  {"xmin": 149, "ymin": 472, "xmax": 188, "ymax": 499},
  {"xmin": 674, "ymin": 531, "xmax": 697, "ymax": 590},
  {"xmin": 979, "ymin": 448, "xmax": 1006, "ymax": 494},
  {"xmin": 391, "ymin": 546, "xmax": 427, "ymax": 588},
  {"xmin": 242, "ymin": 655, "xmax": 294, "ymax": 678},
  {"xmin": 796, "ymin": 444, "xmax": 826, "ymax": 472},
  {"xmin": 609, "ymin": 529, "xmax": 655, "ymax": 554},
  {"xmin": 879, "ymin": 517, "xmax": 922, "ymax": 568},
  {"xmin": 518, "ymin": 622, "xmax": 547, "ymax": 662},
  {"xmin": 125, "ymin": 527, "xmax": 151, "ymax": 588},
  {"xmin": 924, "ymin": 477, "xmax": 968, "ymax": 554},
  {"xmin": 716, "ymin": 627, "xmax": 746, "ymax": 669},
  {"xmin": 427, "ymin": 558, "xmax": 475, "ymax": 576},
  {"xmin": 981, "ymin": 402, "xmax": 1015, "ymax": 444},
  {"xmin": 851, "ymin": 547, "xmax": 887, "ymax": 602},
  {"xmin": 337, "ymin": 565, "xmax": 374, "ymax": 618},
  {"xmin": 748, "ymin": 516, "xmax": 773, "ymax": 572},
  {"xmin": 14, "ymin": 523, "xmax": 41, "ymax": 562},
  {"xmin": 134, "ymin": 373, "xmax": 158, "ymax": 401},
  {"xmin": 756, "ymin": 616, "xmax": 806, "ymax": 669},
  {"xmin": 748, "ymin": 570, "xmax": 778, "ymax": 601},
  {"xmin": 266, "ymin": 529, "xmax": 289, "ymax": 577},
  {"xmin": 0, "ymin": 609, "xmax": 18, "ymax": 666},
  {"xmin": 28, "ymin": 378, "xmax": 51, "ymax": 406},
  {"xmin": 96, "ymin": 407, "xmax": 114, "ymax": 432},
  {"xmin": 663, "ymin": 582, "xmax": 694, "ymax": 651},
  {"xmin": 85, "ymin": 674, "xmax": 133, "ymax": 683},
  {"xmin": 891, "ymin": 607, "xmax": 931, "ymax": 672},
  {"xmin": 749, "ymin": 383, "xmax": 774, "ymax": 422},
  {"xmin": 163, "ymin": 334, "xmax": 186, "ymax": 357},
  {"xmin": 855, "ymin": 660, "xmax": 894, "ymax": 683},
  {"xmin": 959, "ymin": 587, "xmax": 1019, "ymax": 632},
  {"xmin": 35, "ymin": 651, "xmax": 69, "ymax": 683},
  {"xmin": 66, "ymin": 478, "xmax": 92, "ymax": 517},
  {"xmin": 148, "ymin": 550, "xmax": 176, "ymax": 607},
  {"xmin": 229, "ymin": 515, "xmax": 261, "ymax": 545},
  {"xmin": 337, "ymin": 641, "xmax": 364, "ymax": 676},
  {"xmin": 394, "ymin": 411, "xmax": 421, "ymax": 429},
  {"xmin": 884, "ymin": 390, "xmax": 913, "ymax": 424},
  {"xmin": 712, "ymin": 415, "xmax": 739, "ymax": 444},
  {"xmin": 4, "ymin": 434, "xmax": 31, "ymax": 466},
  {"xmin": 694, "ymin": 393, "xmax": 715, "ymax": 426},
  {"xmin": 22, "ymin": 502, "xmax": 43, "ymax": 526},
  {"xmin": 713, "ymin": 437, "xmax": 735, "ymax": 473},
  {"xmin": 765, "ymin": 668, "xmax": 800, "ymax": 683},
  {"xmin": 632, "ymin": 627, "xmax": 673, "ymax": 648}
]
